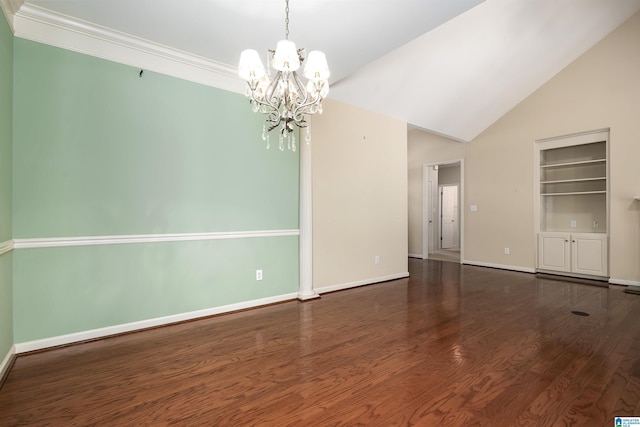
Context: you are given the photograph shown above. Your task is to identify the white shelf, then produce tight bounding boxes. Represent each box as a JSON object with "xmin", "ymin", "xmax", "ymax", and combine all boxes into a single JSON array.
[
  {"xmin": 540, "ymin": 159, "xmax": 606, "ymax": 168},
  {"xmin": 541, "ymin": 191, "xmax": 606, "ymax": 196},
  {"xmin": 540, "ymin": 177, "xmax": 606, "ymax": 184}
]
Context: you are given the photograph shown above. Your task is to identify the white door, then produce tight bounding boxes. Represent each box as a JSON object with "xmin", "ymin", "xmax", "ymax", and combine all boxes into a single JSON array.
[
  {"xmin": 427, "ymin": 180, "xmax": 435, "ymax": 254},
  {"xmin": 538, "ymin": 232, "xmax": 570, "ymax": 272},
  {"xmin": 440, "ymin": 185, "xmax": 458, "ymax": 249},
  {"xmin": 572, "ymin": 233, "xmax": 608, "ymax": 276}
]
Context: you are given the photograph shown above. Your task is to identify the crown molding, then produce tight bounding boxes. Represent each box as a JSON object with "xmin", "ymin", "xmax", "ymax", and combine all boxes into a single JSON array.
[
  {"xmin": 0, "ymin": 0, "xmax": 23, "ymax": 32},
  {"xmin": 12, "ymin": 3, "xmax": 245, "ymax": 94}
]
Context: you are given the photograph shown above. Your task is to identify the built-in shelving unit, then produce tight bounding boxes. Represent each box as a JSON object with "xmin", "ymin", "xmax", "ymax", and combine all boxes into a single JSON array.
[
  {"xmin": 539, "ymin": 142, "xmax": 607, "ymax": 199},
  {"xmin": 535, "ymin": 129, "xmax": 609, "ymax": 279}
]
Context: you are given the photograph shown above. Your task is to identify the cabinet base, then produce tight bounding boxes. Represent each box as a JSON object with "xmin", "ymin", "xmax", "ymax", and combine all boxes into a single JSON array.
[{"xmin": 536, "ymin": 271, "xmax": 609, "ymax": 288}]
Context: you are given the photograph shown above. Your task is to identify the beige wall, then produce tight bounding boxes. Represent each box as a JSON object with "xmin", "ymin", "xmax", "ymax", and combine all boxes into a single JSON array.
[
  {"xmin": 311, "ymin": 99, "xmax": 408, "ymax": 291},
  {"xmin": 408, "ymin": 11, "xmax": 640, "ymax": 283},
  {"xmin": 439, "ymin": 165, "xmax": 461, "ymax": 186}
]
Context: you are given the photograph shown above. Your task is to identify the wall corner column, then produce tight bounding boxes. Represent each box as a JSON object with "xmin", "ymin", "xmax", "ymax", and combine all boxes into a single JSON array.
[{"xmin": 298, "ymin": 129, "xmax": 319, "ymax": 301}]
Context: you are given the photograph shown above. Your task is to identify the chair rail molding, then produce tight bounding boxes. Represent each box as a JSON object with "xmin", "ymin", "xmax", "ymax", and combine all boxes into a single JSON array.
[
  {"xmin": 0, "ymin": 240, "xmax": 13, "ymax": 255},
  {"xmin": 13, "ymin": 229, "xmax": 299, "ymax": 249}
]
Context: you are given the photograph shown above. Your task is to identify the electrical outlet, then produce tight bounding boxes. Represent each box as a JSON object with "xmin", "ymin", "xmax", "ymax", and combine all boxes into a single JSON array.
[
  {"xmin": 570, "ymin": 220, "xmax": 577, "ymax": 228},
  {"xmin": 375, "ymin": 255, "xmax": 380, "ymax": 265},
  {"xmin": 256, "ymin": 269, "xmax": 263, "ymax": 281},
  {"xmin": 504, "ymin": 248, "xmax": 510, "ymax": 255},
  {"xmin": 593, "ymin": 220, "xmax": 599, "ymax": 228}
]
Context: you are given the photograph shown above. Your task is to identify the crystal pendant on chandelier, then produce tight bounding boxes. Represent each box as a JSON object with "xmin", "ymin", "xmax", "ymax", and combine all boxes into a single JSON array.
[{"xmin": 237, "ymin": 0, "xmax": 330, "ymax": 150}]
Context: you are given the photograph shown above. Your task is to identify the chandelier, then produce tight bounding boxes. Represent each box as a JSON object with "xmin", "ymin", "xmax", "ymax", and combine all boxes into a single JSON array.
[{"xmin": 238, "ymin": 0, "xmax": 330, "ymax": 151}]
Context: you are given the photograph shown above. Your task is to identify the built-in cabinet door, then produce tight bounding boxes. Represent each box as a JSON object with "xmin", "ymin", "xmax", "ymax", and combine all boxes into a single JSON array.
[
  {"xmin": 539, "ymin": 233, "xmax": 570, "ymax": 272},
  {"xmin": 572, "ymin": 233, "xmax": 608, "ymax": 276}
]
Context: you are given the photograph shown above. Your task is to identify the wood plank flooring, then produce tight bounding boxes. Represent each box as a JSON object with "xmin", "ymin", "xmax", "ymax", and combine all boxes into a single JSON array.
[
  {"xmin": 2, "ymin": 259, "xmax": 640, "ymax": 426},
  {"xmin": 425, "ymin": 249, "xmax": 460, "ymax": 263}
]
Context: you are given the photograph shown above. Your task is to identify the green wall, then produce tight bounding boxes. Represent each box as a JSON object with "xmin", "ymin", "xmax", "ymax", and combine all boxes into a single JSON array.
[
  {"xmin": 0, "ymin": 10, "xmax": 14, "ymax": 357},
  {"xmin": 12, "ymin": 39, "xmax": 300, "ymax": 343},
  {"xmin": 13, "ymin": 237, "xmax": 298, "ymax": 341}
]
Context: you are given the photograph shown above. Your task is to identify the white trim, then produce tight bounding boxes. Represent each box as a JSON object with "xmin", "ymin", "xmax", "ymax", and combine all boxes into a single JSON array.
[
  {"xmin": 0, "ymin": 240, "xmax": 13, "ymax": 255},
  {"xmin": 462, "ymin": 260, "xmax": 536, "ymax": 274},
  {"xmin": 422, "ymin": 163, "xmax": 431, "ymax": 258},
  {"xmin": 535, "ymin": 128, "xmax": 610, "ymax": 145},
  {"xmin": 15, "ymin": 292, "xmax": 298, "ymax": 353},
  {"xmin": 408, "ymin": 253, "xmax": 426, "ymax": 259},
  {"xmin": 12, "ymin": 4, "xmax": 244, "ymax": 94},
  {"xmin": 0, "ymin": 345, "xmax": 15, "ymax": 381},
  {"xmin": 298, "ymin": 130, "xmax": 319, "ymax": 301},
  {"xmin": 13, "ymin": 229, "xmax": 299, "ymax": 249},
  {"xmin": 609, "ymin": 278, "xmax": 640, "ymax": 287},
  {"xmin": 0, "ymin": 0, "xmax": 22, "ymax": 32},
  {"xmin": 315, "ymin": 272, "xmax": 410, "ymax": 295}
]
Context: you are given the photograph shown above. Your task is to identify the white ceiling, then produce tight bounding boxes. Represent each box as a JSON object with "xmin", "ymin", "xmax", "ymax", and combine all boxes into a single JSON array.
[{"xmin": 10, "ymin": 0, "xmax": 640, "ymax": 141}]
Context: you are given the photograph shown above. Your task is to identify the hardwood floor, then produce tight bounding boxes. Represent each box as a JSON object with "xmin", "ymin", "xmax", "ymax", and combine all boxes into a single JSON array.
[
  {"xmin": 427, "ymin": 249, "xmax": 460, "ymax": 263},
  {"xmin": 2, "ymin": 259, "xmax": 640, "ymax": 426}
]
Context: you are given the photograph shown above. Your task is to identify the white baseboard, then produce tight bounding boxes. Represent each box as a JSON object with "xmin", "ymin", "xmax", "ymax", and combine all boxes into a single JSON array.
[
  {"xmin": 408, "ymin": 253, "xmax": 425, "ymax": 259},
  {"xmin": 462, "ymin": 260, "xmax": 536, "ymax": 274},
  {"xmin": 0, "ymin": 345, "xmax": 16, "ymax": 382},
  {"xmin": 315, "ymin": 272, "xmax": 410, "ymax": 295},
  {"xmin": 15, "ymin": 292, "xmax": 298, "ymax": 353},
  {"xmin": 609, "ymin": 278, "xmax": 640, "ymax": 286}
]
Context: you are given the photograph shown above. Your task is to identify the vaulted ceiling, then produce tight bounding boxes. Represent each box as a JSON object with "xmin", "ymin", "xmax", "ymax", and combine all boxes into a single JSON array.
[{"xmin": 4, "ymin": 0, "xmax": 640, "ymax": 141}]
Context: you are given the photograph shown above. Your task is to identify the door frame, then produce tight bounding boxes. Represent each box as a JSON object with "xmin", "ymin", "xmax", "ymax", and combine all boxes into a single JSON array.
[{"xmin": 422, "ymin": 158, "xmax": 464, "ymax": 262}]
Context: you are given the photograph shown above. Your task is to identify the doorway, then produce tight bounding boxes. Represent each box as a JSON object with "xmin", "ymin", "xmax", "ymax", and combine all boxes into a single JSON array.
[{"xmin": 422, "ymin": 160, "xmax": 463, "ymax": 263}]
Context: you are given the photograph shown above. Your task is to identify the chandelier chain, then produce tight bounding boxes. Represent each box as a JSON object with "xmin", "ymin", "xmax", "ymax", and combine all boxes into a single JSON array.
[{"xmin": 285, "ymin": 0, "xmax": 289, "ymax": 39}]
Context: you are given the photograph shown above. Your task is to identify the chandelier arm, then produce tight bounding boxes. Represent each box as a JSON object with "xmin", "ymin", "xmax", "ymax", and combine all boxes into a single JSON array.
[
  {"xmin": 292, "ymin": 71, "xmax": 309, "ymax": 104},
  {"xmin": 264, "ymin": 71, "xmax": 283, "ymax": 104},
  {"xmin": 248, "ymin": 97, "xmax": 280, "ymax": 132},
  {"xmin": 293, "ymin": 82, "xmax": 324, "ymax": 117},
  {"xmin": 286, "ymin": 71, "xmax": 308, "ymax": 125},
  {"xmin": 248, "ymin": 76, "xmax": 279, "ymax": 111},
  {"xmin": 247, "ymin": 91, "xmax": 281, "ymax": 127},
  {"xmin": 245, "ymin": 73, "xmax": 285, "ymax": 124}
]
